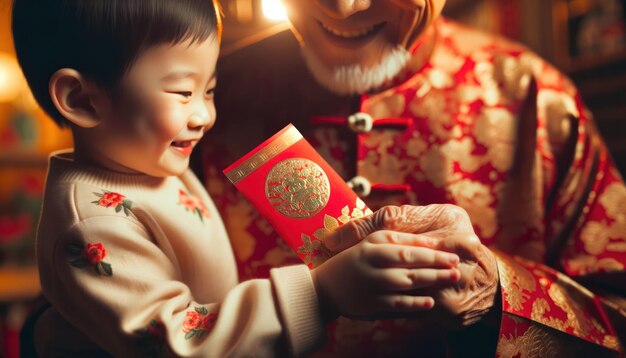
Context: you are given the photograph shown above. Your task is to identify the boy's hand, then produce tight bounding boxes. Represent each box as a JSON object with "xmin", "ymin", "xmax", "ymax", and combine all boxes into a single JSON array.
[{"xmin": 311, "ymin": 230, "xmax": 460, "ymax": 321}]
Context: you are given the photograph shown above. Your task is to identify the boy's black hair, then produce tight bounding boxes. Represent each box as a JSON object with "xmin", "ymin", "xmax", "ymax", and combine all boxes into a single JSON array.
[{"xmin": 12, "ymin": 0, "xmax": 221, "ymax": 127}]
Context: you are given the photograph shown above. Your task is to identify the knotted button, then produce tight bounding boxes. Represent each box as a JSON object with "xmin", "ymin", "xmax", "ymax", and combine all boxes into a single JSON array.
[
  {"xmin": 347, "ymin": 176, "xmax": 372, "ymax": 197},
  {"xmin": 347, "ymin": 112, "xmax": 373, "ymax": 133}
]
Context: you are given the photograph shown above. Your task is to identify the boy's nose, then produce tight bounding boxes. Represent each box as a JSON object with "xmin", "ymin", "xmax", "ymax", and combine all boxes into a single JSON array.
[
  {"xmin": 189, "ymin": 106, "xmax": 213, "ymax": 131},
  {"xmin": 189, "ymin": 115, "xmax": 214, "ymax": 133},
  {"xmin": 316, "ymin": 0, "xmax": 372, "ymax": 19}
]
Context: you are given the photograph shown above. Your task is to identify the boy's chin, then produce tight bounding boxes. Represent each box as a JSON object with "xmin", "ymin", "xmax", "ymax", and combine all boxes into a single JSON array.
[{"xmin": 139, "ymin": 164, "xmax": 189, "ymax": 178}]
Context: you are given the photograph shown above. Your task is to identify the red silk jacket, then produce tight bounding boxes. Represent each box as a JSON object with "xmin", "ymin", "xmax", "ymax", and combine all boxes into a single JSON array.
[{"xmin": 201, "ymin": 18, "xmax": 626, "ymax": 357}]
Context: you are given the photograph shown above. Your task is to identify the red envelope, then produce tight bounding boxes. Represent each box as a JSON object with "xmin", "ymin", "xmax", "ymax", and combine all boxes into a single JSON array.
[{"xmin": 223, "ymin": 124, "xmax": 372, "ymax": 267}]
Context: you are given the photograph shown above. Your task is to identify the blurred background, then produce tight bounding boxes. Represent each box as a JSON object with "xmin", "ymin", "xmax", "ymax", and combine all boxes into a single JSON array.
[{"xmin": 0, "ymin": 0, "xmax": 624, "ymax": 356}]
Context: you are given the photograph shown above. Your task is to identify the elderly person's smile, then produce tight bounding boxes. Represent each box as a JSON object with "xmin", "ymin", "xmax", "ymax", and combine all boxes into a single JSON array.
[{"xmin": 283, "ymin": 0, "xmax": 446, "ymax": 94}]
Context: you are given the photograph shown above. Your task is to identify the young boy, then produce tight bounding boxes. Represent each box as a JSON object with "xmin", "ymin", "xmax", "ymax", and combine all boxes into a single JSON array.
[{"xmin": 12, "ymin": 0, "xmax": 461, "ymax": 356}]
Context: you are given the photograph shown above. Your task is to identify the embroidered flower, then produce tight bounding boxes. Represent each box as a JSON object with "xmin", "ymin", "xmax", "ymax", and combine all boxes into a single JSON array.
[
  {"xmin": 65, "ymin": 242, "xmax": 113, "ymax": 276},
  {"xmin": 183, "ymin": 306, "xmax": 217, "ymax": 339},
  {"xmin": 92, "ymin": 190, "xmax": 133, "ymax": 216},
  {"xmin": 83, "ymin": 242, "xmax": 106, "ymax": 265},
  {"xmin": 97, "ymin": 192, "xmax": 125, "ymax": 207},
  {"xmin": 178, "ymin": 189, "xmax": 209, "ymax": 222}
]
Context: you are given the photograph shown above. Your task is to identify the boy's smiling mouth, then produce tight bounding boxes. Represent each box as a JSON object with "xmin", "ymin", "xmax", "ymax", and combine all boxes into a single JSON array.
[{"xmin": 171, "ymin": 140, "xmax": 195, "ymax": 156}]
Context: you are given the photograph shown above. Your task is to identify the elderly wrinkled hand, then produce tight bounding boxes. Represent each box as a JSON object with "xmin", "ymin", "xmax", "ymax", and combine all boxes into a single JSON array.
[{"xmin": 326, "ymin": 204, "xmax": 499, "ymax": 328}]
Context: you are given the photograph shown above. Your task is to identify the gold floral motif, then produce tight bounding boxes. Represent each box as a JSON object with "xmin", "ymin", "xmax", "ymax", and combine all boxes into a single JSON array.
[
  {"xmin": 224, "ymin": 198, "xmax": 257, "ymax": 262},
  {"xmin": 419, "ymin": 147, "xmax": 450, "ymax": 188},
  {"xmin": 537, "ymin": 61, "xmax": 569, "ymax": 90},
  {"xmin": 598, "ymin": 182, "xmax": 626, "ymax": 223},
  {"xmin": 364, "ymin": 93, "xmax": 405, "ymax": 118},
  {"xmin": 493, "ymin": 53, "xmax": 537, "ymax": 101},
  {"xmin": 530, "ymin": 296, "xmax": 581, "ymax": 342},
  {"xmin": 297, "ymin": 233, "xmax": 332, "ymax": 267},
  {"xmin": 359, "ymin": 149, "xmax": 409, "ymax": 186},
  {"xmin": 496, "ymin": 316, "xmax": 567, "ymax": 358},
  {"xmin": 440, "ymin": 138, "xmax": 483, "ymax": 173},
  {"xmin": 527, "ymin": 271, "xmax": 619, "ymax": 346},
  {"xmin": 416, "ymin": 137, "xmax": 488, "ymax": 189},
  {"xmin": 431, "ymin": 42, "xmax": 465, "ymax": 74},
  {"xmin": 360, "ymin": 131, "xmax": 395, "ymax": 151},
  {"xmin": 426, "ymin": 68, "xmax": 454, "ymax": 89},
  {"xmin": 577, "ymin": 181, "xmax": 626, "ymax": 257},
  {"xmin": 494, "ymin": 253, "xmax": 536, "ymax": 311},
  {"xmin": 497, "ymin": 315, "xmax": 609, "ymax": 357},
  {"xmin": 310, "ymin": 128, "xmax": 350, "ymax": 178},
  {"xmin": 296, "ymin": 198, "xmax": 373, "ymax": 267},
  {"xmin": 358, "ymin": 131, "xmax": 418, "ymax": 186},
  {"xmin": 607, "ymin": 242, "xmax": 626, "ymax": 252},
  {"xmin": 265, "ymin": 158, "xmax": 330, "ymax": 218},
  {"xmin": 473, "ymin": 107, "xmax": 515, "ymax": 172},
  {"xmin": 596, "ymin": 258, "xmax": 625, "ymax": 271},
  {"xmin": 409, "ymin": 91, "xmax": 455, "ymax": 140},
  {"xmin": 474, "ymin": 61, "xmax": 501, "ymax": 106},
  {"xmin": 457, "ymin": 84, "xmax": 483, "ymax": 105},
  {"xmin": 546, "ymin": 283, "xmax": 590, "ymax": 337},
  {"xmin": 530, "ymin": 298, "xmax": 565, "ymax": 330},
  {"xmin": 406, "ymin": 135, "xmax": 429, "ymax": 159},
  {"xmin": 568, "ymin": 255, "xmax": 626, "ymax": 275},
  {"xmin": 537, "ymin": 89, "xmax": 579, "ymax": 151},
  {"xmin": 581, "ymin": 221, "xmax": 610, "ymax": 255}
]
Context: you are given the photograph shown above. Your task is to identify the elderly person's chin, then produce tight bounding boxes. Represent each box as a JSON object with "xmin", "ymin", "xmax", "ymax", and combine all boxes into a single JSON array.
[
  {"xmin": 301, "ymin": 44, "xmax": 411, "ymax": 96},
  {"xmin": 284, "ymin": 0, "xmax": 447, "ymax": 95}
]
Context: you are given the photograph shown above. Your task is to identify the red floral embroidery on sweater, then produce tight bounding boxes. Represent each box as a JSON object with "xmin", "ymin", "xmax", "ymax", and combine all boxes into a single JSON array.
[
  {"xmin": 178, "ymin": 189, "xmax": 209, "ymax": 222},
  {"xmin": 183, "ymin": 306, "xmax": 217, "ymax": 339},
  {"xmin": 83, "ymin": 243, "xmax": 106, "ymax": 264},
  {"xmin": 65, "ymin": 242, "xmax": 113, "ymax": 276},
  {"xmin": 92, "ymin": 190, "xmax": 133, "ymax": 216}
]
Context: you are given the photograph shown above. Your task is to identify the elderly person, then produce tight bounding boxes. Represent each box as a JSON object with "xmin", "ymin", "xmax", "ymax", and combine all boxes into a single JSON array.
[{"xmin": 201, "ymin": 0, "xmax": 626, "ymax": 355}]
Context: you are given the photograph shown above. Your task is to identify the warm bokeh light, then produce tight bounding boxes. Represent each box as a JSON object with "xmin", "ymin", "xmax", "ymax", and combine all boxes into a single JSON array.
[
  {"xmin": 0, "ymin": 52, "xmax": 23, "ymax": 103},
  {"xmin": 262, "ymin": 0, "xmax": 287, "ymax": 21}
]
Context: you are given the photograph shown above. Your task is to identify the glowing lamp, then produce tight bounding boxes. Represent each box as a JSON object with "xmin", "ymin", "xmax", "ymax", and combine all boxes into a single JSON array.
[
  {"xmin": 0, "ymin": 52, "xmax": 23, "ymax": 103},
  {"xmin": 262, "ymin": 0, "xmax": 287, "ymax": 21}
]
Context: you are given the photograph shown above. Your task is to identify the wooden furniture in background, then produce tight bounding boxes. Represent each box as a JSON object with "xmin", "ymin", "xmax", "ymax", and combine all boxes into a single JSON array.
[{"xmin": 552, "ymin": 0, "xmax": 626, "ymax": 174}]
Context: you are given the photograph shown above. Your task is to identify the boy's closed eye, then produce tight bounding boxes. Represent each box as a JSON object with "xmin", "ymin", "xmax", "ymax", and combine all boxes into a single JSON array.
[
  {"xmin": 167, "ymin": 89, "xmax": 214, "ymax": 99},
  {"xmin": 174, "ymin": 91, "xmax": 193, "ymax": 98}
]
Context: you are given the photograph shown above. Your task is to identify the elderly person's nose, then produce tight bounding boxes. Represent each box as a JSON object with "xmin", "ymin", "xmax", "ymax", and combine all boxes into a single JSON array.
[{"xmin": 317, "ymin": 0, "xmax": 372, "ymax": 19}]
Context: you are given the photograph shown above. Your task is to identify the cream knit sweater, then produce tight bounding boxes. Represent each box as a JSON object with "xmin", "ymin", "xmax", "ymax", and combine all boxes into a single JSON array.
[{"xmin": 34, "ymin": 150, "xmax": 324, "ymax": 357}]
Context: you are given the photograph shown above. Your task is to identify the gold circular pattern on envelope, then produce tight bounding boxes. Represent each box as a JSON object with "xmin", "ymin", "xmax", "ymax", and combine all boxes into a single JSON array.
[{"xmin": 265, "ymin": 158, "xmax": 331, "ymax": 218}]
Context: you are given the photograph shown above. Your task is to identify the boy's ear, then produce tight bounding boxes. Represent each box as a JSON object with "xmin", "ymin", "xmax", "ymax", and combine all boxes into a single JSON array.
[{"xmin": 49, "ymin": 68, "xmax": 105, "ymax": 128}]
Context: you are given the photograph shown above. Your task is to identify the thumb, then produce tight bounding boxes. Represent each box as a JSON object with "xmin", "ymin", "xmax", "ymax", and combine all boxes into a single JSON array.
[
  {"xmin": 324, "ymin": 215, "xmax": 376, "ymax": 252},
  {"xmin": 325, "ymin": 206, "xmax": 403, "ymax": 252}
]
